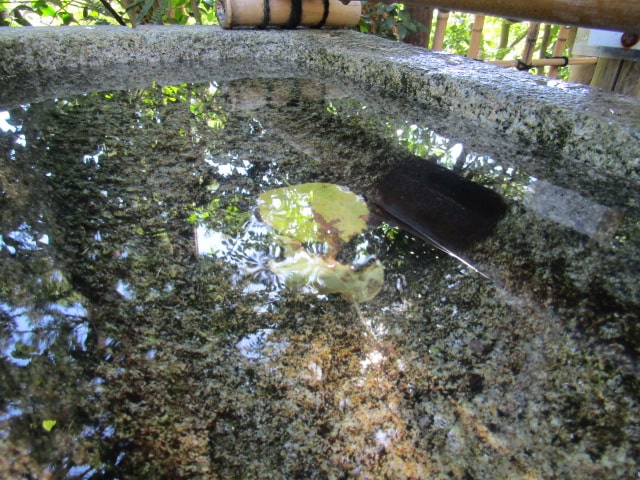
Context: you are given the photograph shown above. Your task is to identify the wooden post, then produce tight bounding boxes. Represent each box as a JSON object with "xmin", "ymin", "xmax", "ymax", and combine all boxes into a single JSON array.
[
  {"xmin": 468, "ymin": 14, "xmax": 485, "ymax": 59},
  {"xmin": 431, "ymin": 9, "xmax": 449, "ymax": 51},
  {"xmin": 536, "ymin": 24, "xmax": 552, "ymax": 75},
  {"xmin": 591, "ymin": 59, "xmax": 624, "ymax": 90},
  {"xmin": 615, "ymin": 61, "xmax": 640, "ymax": 97},
  {"xmin": 568, "ymin": 58, "xmax": 597, "ymax": 84},
  {"xmin": 548, "ymin": 25, "xmax": 570, "ymax": 78},
  {"xmin": 568, "ymin": 26, "xmax": 597, "ymax": 84},
  {"xmin": 520, "ymin": 22, "xmax": 540, "ymax": 68},
  {"xmin": 498, "ymin": 19, "xmax": 511, "ymax": 57},
  {"xmin": 405, "ymin": 6, "xmax": 433, "ymax": 48},
  {"xmin": 591, "ymin": 59, "xmax": 640, "ymax": 97}
]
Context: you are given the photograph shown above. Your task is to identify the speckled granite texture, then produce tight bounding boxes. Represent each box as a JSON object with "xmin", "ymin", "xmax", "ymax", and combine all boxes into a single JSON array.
[
  {"xmin": 0, "ymin": 26, "xmax": 639, "ymax": 179},
  {"xmin": 1, "ymin": 27, "xmax": 640, "ymax": 479}
]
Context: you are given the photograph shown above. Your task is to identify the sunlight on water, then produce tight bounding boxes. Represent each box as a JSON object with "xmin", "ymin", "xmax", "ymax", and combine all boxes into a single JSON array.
[
  {"xmin": 0, "ymin": 76, "xmax": 637, "ymax": 479},
  {"xmin": 0, "ymin": 111, "xmax": 16, "ymax": 132}
]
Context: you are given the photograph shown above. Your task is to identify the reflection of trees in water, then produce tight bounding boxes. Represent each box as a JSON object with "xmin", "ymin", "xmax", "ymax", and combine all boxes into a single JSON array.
[
  {"xmin": 1, "ymin": 78, "xmax": 410, "ymax": 477},
  {"xmin": 0, "ymin": 82, "xmax": 235, "ymax": 477},
  {"xmin": 2, "ymin": 77, "xmax": 637, "ymax": 479}
]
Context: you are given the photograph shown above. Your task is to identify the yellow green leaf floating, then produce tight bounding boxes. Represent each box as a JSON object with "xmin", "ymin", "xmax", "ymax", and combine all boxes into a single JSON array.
[
  {"xmin": 42, "ymin": 419, "xmax": 57, "ymax": 432},
  {"xmin": 258, "ymin": 183, "xmax": 368, "ymax": 247}
]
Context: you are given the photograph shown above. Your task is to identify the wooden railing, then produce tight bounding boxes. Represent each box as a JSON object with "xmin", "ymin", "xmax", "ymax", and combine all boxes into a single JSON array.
[{"xmin": 401, "ymin": 8, "xmax": 599, "ymax": 81}]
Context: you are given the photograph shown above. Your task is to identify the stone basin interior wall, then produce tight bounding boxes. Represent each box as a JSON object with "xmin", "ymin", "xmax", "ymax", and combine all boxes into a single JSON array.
[{"xmin": 0, "ymin": 26, "xmax": 639, "ymax": 182}]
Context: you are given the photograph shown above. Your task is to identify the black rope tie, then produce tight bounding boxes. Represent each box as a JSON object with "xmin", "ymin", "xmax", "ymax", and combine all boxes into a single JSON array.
[
  {"xmin": 516, "ymin": 59, "xmax": 533, "ymax": 71},
  {"xmin": 285, "ymin": 0, "xmax": 302, "ymax": 29},
  {"xmin": 314, "ymin": 0, "xmax": 330, "ymax": 28},
  {"xmin": 516, "ymin": 56, "xmax": 569, "ymax": 71},
  {"xmin": 260, "ymin": 0, "xmax": 271, "ymax": 28}
]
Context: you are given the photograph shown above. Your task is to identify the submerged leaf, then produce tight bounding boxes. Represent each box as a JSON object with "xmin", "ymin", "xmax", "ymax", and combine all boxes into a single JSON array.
[
  {"xmin": 257, "ymin": 183, "xmax": 383, "ymax": 303},
  {"xmin": 258, "ymin": 183, "xmax": 368, "ymax": 248},
  {"xmin": 270, "ymin": 250, "xmax": 384, "ymax": 303}
]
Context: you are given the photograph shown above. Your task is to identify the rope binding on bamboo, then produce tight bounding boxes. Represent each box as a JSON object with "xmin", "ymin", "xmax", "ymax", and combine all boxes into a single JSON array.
[{"xmin": 217, "ymin": 0, "xmax": 361, "ymax": 29}]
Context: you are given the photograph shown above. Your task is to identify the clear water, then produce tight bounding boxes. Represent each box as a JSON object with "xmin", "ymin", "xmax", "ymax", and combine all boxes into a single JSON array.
[{"xmin": 1, "ymin": 76, "xmax": 638, "ymax": 478}]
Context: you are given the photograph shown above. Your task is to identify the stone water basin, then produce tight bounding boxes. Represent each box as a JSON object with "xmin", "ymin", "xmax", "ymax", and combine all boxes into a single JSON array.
[{"xmin": 0, "ymin": 27, "xmax": 639, "ymax": 478}]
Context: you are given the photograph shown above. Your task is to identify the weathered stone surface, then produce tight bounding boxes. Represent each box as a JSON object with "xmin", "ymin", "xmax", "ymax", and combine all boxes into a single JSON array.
[
  {"xmin": 1, "ymin": 27, "xmax": 639, "ymax": 480},
  {"xmin": 1, "ymin": 26, "xmax": 639, "ymax": 179}
]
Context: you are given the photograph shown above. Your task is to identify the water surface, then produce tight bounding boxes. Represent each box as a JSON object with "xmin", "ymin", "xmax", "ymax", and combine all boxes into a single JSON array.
[{"xmin": 1, "ymin": 76, "xmax": 638, "ymax": 478}]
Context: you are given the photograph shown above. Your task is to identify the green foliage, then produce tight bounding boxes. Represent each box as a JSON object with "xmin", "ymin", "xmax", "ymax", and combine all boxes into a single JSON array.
[
  {"xmin": 188, "ymin": 194, "xmax": 249, "ymax": 238},
  {"xmin": 1, "ymin": 0, "xmax": 109, "ymax": 26},
  {"xmin": 0, "ymin": 0, "xmax": 218, "ymax": 26},
  {"xmin": 186, "ymin": 197, "xmax": 221, "ymax": 225},
  {"xmin": 394, "ymin": 123, "xmax": 451, "ymax": 159},
  {"xmin": 42, "ymin": 419, "xmax": 57, "ymax": 432},
  {"xmin": 359, "ymin": 1, "xmax": 427, "ymax": 41},
  {"xmin": 438, "ymin": 12, "xmax": 472, "ymax": 55},
  {"xmin": 136, "ymin": 81, "xmax": 227, "ymax": 130}
]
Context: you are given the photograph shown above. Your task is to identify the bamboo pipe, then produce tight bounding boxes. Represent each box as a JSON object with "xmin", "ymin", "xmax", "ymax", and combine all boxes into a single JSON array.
[
  {"xmin": 218, "ymin": 0, "xmax": 361, "ymax": 29},
  {"xmin": 372, "ymin": 0, "xmax": 640, "ymax": 34}
]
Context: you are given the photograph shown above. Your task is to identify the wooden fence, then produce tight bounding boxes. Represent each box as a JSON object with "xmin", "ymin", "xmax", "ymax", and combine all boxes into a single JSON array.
[
  {"xmin": 399, "ymin": 5, "xmax": 640, "ymax": 96},
  {"xmin": 403, "ymin": 7, "xmax": 600, "ymax": 81}
]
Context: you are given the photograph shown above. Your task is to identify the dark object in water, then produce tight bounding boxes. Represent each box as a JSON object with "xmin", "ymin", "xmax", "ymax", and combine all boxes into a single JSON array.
[{"xmin": 372, "ymin": 157, "xmax": 507, "ymax": 271}]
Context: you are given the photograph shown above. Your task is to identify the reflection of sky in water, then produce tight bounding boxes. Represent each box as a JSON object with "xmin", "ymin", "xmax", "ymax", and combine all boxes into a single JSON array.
[
  {"xmin": 115, "ymin": 279, "xmax": 135, "ymax": 300},
  {"xmin": 195, "ymin": 226, "xmax": 229, "ymax": 257},
  {"xmin": 0, "ymin": 79, "xmax": 632, "ymax": 479},
  {"xmin": 64, "ymin": 424, "xmax": 122, "ymax": 478},
  {"xmin": 0, "ymin": 301, "xmax": 89, "ymax": 366},
  {"xmin": 83, "ymin": 144, "xmax": 107, "ymax": 167},
  {"xmin": 0, "ymin": 111, "xmax": 26, "ymax": 152},
  {"xmin": 195, "ymin": 212, "xmax": 381, "ymax": 309},
  {"xmin": 235, "ymin": 327, "xmax": 289, "ymax": 362},
  {"xmin": 0, "ymin": 402, "xmax": 23, "ymax": 425},
  {"xmin": 0, "ymin": 111, "xmax": 16, "ymax": 132},
  {"xmin": 0, "ymin": 222, "xmax": 48, "ymax": 254},
  {"xmin": 0, "ymin": 219, "xmax": 93, "ymax": 367},
  {"xmin": 204, "ymin": 152, "xmax": 253, "ymax": 177},
  {"xmin": 195, "ymin": 217, "xmax": 285, "ymax": 308}
]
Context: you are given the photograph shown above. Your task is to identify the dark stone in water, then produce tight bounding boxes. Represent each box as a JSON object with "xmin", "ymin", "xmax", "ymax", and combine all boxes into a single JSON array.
[{"xmin": 372, "ymin": 157, "xmax": 507, "ymax": 254}]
